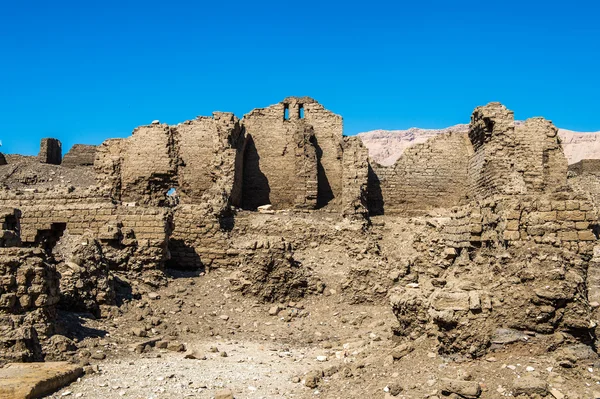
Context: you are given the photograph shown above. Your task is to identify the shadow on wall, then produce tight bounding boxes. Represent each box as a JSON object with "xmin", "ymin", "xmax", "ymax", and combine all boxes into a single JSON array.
[
  {"xmin": 313, "ymin": 136, "xmax": 334, "ymax": 209},
  {"xmin": 367, "ymin": 164, "xmax": 384, "ymax": 215},
  {"xmin": 242, "ymin": 135, "xmax": 271, "ymax": 210},
  {"xmin": 167, "ymin": 239, "xmax": 205, "ymax": 271}
]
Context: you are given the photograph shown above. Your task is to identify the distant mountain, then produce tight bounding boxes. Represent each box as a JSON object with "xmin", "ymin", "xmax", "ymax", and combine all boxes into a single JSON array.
[{"xmin": 358, "ymin": 124, "xmax": 600, "ymax": 166}]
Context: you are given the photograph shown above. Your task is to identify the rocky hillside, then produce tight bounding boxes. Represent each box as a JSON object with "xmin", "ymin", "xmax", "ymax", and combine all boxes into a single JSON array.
[{"xmin": 359, "ymin": 124, "xmax": 600, "ymax": 166}]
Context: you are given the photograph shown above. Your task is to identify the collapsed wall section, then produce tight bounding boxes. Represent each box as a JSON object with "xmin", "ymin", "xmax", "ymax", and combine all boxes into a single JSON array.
[
  {"xmin": 367, "ymin": 132, "xmax": 472, "ymax": 215},
  {"xmin": 62, "ymin": 144, "xmax": 97, "ymax": 168},
  {"xmin": 0, "ymin": 189, "xmax": 172, "ymax": 275}
]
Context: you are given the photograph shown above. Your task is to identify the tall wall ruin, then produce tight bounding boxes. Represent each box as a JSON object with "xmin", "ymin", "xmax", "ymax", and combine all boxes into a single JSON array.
[{"xmin": 241, "ymin": 97, "xmax": 343, "ymax": 210}]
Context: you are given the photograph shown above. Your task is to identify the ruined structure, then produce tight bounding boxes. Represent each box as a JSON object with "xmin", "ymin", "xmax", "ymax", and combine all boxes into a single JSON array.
[
  {"xmin": 62, "ymin": 144, "xmax": 96, "ymax": 168},
  {"xmin": 1, "ymin": 97, "xmax": 600, "ymax": 399},
  {"xmin": 38, "ymin": 138, "xmax": 62, "ymax": 165}
]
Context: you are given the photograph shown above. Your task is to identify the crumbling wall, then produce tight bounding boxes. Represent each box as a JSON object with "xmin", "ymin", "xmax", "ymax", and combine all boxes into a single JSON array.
[
  {"xmin": 368, "ymin": 132, "xmax": 472, "ymax": 215},
  {"xmin": 120, "ymin": 124, "xmax": 178, "ymax": 206},
  {"xmin": 392, "ymin": 192, "xmax": 597, "ymax": 358},
  {"xmin": 0, "ymin": 189, "xmax": 172, "ymax": 276},
  {"xmin": 515, "ymin": 118, "xmax": 567, "ymax": 192},
  {"xmin": 341, "ymin": 136, "xmax": 369, "ymax": 218},
  {"xmin": 468, "ymin": 103, "xmax": 520, "ymax": 197},
  {"xmin": 241, "ymin": 97, "xmax": 343, "ymax": 210},
  {"xmin": 94, "ymin": 139, "xmax": 125, "ymax": 199},
  {"xmin": 0, "ymin": 248, "xmax": 59, "ymax": 363},
  {"xmin": 38, "ymin": 138, "xmax": 62, "ymax": 165},
  {"xmin": 176, "ymin": 112, "xmax": 243, "ymax": 203},
  {"xmin": 468, "ymin": 103, "xmax": 567, "ymax": 198},
  {"xmin": 62, "ymin": 144, "xmax": 96, "ymax": 168}
]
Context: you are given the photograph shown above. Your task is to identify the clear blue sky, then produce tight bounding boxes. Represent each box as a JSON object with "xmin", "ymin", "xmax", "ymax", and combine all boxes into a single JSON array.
[{"xmin": 1, "ymin": 1, "xmax": 599, "ymax": 155}]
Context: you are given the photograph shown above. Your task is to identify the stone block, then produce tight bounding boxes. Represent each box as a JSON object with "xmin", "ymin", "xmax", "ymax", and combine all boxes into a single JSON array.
[{"xmin": 0, "ymin": 362, "xmax": 83, "ymax": 399}]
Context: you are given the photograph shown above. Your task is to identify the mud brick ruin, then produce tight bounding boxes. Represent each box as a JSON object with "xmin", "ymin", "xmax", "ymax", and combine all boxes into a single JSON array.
[{"xmin": 2, "ymin": 97, "xmax": 600, "ymax": 397}]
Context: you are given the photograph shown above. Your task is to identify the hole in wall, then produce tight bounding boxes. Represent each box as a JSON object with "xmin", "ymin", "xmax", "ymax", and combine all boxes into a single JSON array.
[
  {"xmin": 165, "ymin": 187, "xmax": 179, "ymax": 207},
  {"xmin": 299, "ymin": 104, "xmax": 304, "ymax": 119},
  {"xmin": 284, "ymin": 104, "xmax": 289, "ymax": 121},
  {"xmin": 34, "ymin": 222, "xmax": 67, "ymax": 253}
]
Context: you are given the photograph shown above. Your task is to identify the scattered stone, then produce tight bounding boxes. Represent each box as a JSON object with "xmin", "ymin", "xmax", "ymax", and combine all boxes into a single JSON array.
[
  {"xmin": 391, "ymin": 343, "xmax": 414, "ymax": 360},
  {"xmin": 90, "ymin": 352, "xmax": 106, "ymax": 360},
  {"xmin": 166, "ymin": 342, "xmax": 185, "ymax": 352},
  {"xmin": 268, "ymin": 305, "xmax": 281, "ymax": 316},
  {"xmin": 304, "ymin": 370, "xmax": 322, "ymax": 388},
  {"xmin": 184, "ymin": 350, "xmax": 206, "ymax": 360},
  {"xmin": 440, "ymin": 378, "xmax": 481, "ymax": 398},
  {"xmin": 387, "ymin": 382, "xmax": 403, "ymax": 396},
  {"xmin": 512, "ymin": 376, "xmax": 548, "ymax": 396},
  {"xmin": 131, "ymin": 327, "xmax": 147, "ymax": 337},
  {"xmin": 214, "ymin": 388, "xmax": 234, "ymax": 399}
]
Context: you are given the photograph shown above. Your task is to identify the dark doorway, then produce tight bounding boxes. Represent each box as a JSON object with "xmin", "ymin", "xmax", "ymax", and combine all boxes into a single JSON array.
[{"xmin": 241, "ymin": 135, "xmax": 271, "ymax": 210}]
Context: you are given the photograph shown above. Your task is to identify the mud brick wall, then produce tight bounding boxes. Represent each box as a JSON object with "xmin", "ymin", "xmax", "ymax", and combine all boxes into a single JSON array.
[
  {"xmin": 94, "ymin": 138, "xmax": 125, "ymax": 199},
  {"xmin": 468, "ymin": 103, "xmax": 517, "ymax": 197},
  {"xmin": 499, "ymin": 194, "xmax": 597, "ymax": 253},
  {"xmin": 468, "ymin": 103, "xmax": 567, "ymax": 198},
  {"xmin": 292, "ymin": 124, "xmax": 318, "ymax": 209},
  {"xmin": 440, "ymin": 205, "xmax": 483, "ymax": 248},
  {"xmin": 62, "ymin": 144, "xmax": 97, "ymax": 168},
  {"xmin": 169, "ymin": 204, "xmax": 236, "ymax": 270},
  {"xmin": 241, "ymin": 97, "xmax": 343, "ymax": 210},
  {"xmin": 176, "ymin": 112, "xmax": 243, "ymax": 204},
  {"xmin": 38, "ymin": 138, "xmax": 62, "ymax": 165},
  {"xmin": 368, "ymin": 132, "xmax": 472, "ymax": 215},
  {"xmin": 341, "ymin": 136, "xmax": 369, "ymax": 217},
  {"xmin": 515, "ymin": 118, "xmax": 567, "ymax": 192},
  {"xmin": 120, "ymin": 124, "xmax": 178, "ymax": 205},
  {"xmin": 0, "ymin": 190, "xmax": 171, "ymax": 270},
  {"xmin": 301, "ymin": 99, "xmax": 344, "ymax": 209},
  {"xmin": 443, "ymin": 194, "xmax": 598, "ymax": 254}
]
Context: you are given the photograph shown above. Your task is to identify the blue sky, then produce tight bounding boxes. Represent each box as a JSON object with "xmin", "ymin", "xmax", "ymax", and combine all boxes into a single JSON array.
[{"xmin": 1, "ymin": 1, "xmax": 599, "ymax": 155}]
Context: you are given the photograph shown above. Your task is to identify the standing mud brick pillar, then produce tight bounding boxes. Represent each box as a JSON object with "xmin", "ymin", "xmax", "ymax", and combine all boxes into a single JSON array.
[{"xmin": 38, "ymin": 138, "xmax": 62, "ymax": 165}]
